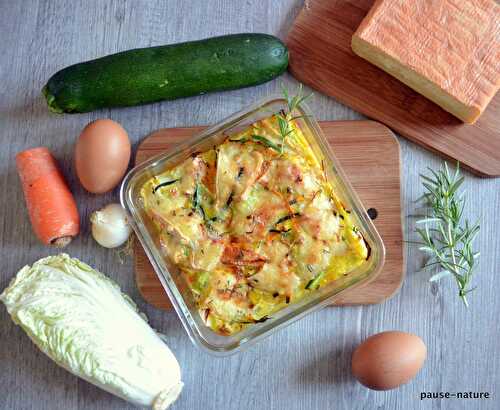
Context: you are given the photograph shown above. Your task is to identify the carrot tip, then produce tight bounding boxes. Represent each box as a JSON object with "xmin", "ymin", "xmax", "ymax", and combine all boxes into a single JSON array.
[{"xmin": 51, "ymin": 236, "xmax": 73, "ymax": 248}]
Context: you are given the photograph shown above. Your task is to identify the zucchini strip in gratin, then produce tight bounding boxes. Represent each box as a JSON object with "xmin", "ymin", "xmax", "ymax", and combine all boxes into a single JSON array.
[{"xmin": 140, "ymin": 114, "xmax": 368, "ymax": 335}]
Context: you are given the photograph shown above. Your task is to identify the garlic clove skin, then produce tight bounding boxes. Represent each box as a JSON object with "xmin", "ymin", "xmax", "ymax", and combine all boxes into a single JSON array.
[{"xmin": 90, "ymin": 203, "xmax": 132, "ymax": 248}]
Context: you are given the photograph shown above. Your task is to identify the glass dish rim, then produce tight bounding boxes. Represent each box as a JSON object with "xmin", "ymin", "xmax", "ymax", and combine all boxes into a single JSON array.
[{"xmin": 120, "ymin": 94, "xmax": 386, "ymax": 356}]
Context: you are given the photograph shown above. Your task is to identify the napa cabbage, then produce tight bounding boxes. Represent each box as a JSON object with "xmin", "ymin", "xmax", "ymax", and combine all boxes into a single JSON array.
[{"xmin": 0, "ymin": 254, "xmax": 182, "ymax": 409}]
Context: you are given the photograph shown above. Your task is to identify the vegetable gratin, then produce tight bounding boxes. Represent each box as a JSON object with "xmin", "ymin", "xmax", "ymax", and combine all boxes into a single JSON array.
[{"xmin": 140, "ymin": 111, "xmax": 369, "ymax": 335}]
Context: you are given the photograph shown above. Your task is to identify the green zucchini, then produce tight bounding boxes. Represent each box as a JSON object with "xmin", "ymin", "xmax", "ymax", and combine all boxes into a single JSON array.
[{"xmin": 43, "ymin": 33, "xmax": 288, "ymax": 113}]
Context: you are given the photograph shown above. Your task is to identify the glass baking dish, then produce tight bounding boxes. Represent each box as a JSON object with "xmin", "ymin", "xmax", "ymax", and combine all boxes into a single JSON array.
[{"xmin": 120, "ymin": 95, "xmax": 385, "ymax": 355}]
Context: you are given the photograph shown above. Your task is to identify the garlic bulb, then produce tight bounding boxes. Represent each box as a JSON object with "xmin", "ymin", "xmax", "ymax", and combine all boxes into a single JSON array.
[{"xmin": 90, "ymin": 203, "xmax": 132, "ymax": 248}]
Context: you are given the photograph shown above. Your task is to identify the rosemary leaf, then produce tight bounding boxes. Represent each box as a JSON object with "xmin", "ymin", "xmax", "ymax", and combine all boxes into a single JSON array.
[
  {"xmin": 251, "ymin": 134, "xmax": 281, "ymax": 152},
  {"xmin": 429, "ymin": 270, "xmax": 452, "ymax": 282}
]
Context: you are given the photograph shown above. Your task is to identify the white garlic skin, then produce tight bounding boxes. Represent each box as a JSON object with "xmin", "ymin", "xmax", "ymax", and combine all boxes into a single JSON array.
[{"xmin": 90, "ymin": 203, "xmax": 132, "ymax": 248}]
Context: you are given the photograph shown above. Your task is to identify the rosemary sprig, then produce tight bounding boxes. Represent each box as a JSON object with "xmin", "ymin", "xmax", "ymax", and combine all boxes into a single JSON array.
[
  {"xmin": 414, "ymin": 162, "xmax": 480, "ymax": 307},
  {"xmin": 282, "ymin": 83, "xmax": 312, "ymax": 115},
  {"xmin": 277, "ymin": 84, "xmax": 312, "ymax": 154}
]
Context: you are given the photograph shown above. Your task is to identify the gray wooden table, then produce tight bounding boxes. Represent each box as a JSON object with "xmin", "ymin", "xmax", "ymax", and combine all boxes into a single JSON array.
[{"xmin": 1, "ymin": 1, "xmax": 499, "ymax": 409}]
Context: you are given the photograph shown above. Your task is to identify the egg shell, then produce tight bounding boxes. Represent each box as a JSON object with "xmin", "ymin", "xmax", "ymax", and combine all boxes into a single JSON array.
[
  {"xmin": 75, "ymin": 119, "xmax": 131, "ymax": 194},
  {"xmin": 351, "ymin": 331, "xmax": 426, "ymax": 390}
]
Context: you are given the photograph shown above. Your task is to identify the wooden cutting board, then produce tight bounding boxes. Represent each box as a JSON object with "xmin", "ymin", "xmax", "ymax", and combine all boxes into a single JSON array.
[
  {"xmin": 134, "ymin": 120, "xmax": 404, "ymax": 309},
  {"xmin": 287, "ymin": 0, "xmax": 500, "ymax": 177}
]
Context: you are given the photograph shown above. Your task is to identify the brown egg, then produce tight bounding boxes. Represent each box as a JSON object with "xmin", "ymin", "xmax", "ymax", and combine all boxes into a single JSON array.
[
  {"xmin": 75, "ymin": 119, "xmax": 131, "ymax": 194},
  {"xmin": 351, "ymin": 331, "xmax": 426, "ymax": 390}
]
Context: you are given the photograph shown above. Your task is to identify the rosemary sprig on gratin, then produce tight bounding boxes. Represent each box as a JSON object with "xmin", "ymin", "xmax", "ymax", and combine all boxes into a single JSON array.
[
  {"xmin": 415, "ymin": 162, "xmax": 480, "ymax": 307},
  {"xmin": 278, "ymin": 84, "xmax": 312, "ymax": 154}
]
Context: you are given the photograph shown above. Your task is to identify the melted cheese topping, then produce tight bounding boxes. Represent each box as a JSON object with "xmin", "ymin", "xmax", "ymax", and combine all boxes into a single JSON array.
[{"xmin": 140, "ymin": 115, "xmax": 369, "ymax": 335}]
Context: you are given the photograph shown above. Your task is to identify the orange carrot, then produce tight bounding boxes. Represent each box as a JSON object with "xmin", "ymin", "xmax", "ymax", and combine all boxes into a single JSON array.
[{"xmin": 16, "ymin": 147, "xmax": 80, "ymax": 247}]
